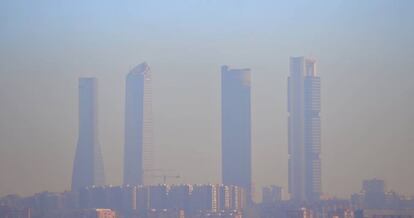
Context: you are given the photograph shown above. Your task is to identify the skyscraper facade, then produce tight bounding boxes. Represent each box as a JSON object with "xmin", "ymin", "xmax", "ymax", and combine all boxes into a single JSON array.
[
  {"xmin": 71, "ymin": 77, "xmax": 105, "ymax": 191},
  {"xmin": 288, "ymin": 57, "xmax": 321, "ymax": 203},
  {"xmin": 124, "ymin": 62, "xmax": 154, "ymax": 186},
  {"xmin": 221, "ymin": 66, "xmax": 252, "ymax": 202}
]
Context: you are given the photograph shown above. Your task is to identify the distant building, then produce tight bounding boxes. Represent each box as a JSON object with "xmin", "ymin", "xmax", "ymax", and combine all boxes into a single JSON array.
[
  {"xmin": 357, "ymin": 209, "xmax": 414, "ymax": 218},
  {"xmin": 149, "ymin": 185, "xmax": 169, "ymax": 210},
  {"xmin": 191, "ymin": 184, "xmax": 219, "ymax": 213},
  {"xmin": 287, "ymin": 208, "xmax": 314, "ymax": 218},
  {"xmin": 218, "ymin": 185, "xmax": 246, "ymax": 211},
  {"xmin": 124, "ymin": 62, "xmax": 154, "ymax": 186},
  {"xmin": 262, "ymin": 186, "xmax": 283, "ymax": 203},
  {"xmin": 136, "ymin": 185, "xmax": 150, "ymax": 212},
  {"xmin": 193, "ymin": 210, "xmax": 242, "ymax": 218},
  {"xmin": 326, "ymin": 208, "xmax": 354, "ymax": 218},
  {"xmin": 30, "ymin": 191, "xmax": 65, "ymax": 215},
  {"xmin": 72, "ymin": 208, "xmax": 116, "ymax": 218},
  {"xmin": 218, "ymin": 185, "xmax": 231, "ymax": 210},
  {"xmin": 228, "ymin": 185, "xmax": 246, "ymax": 211},
  {"xmin": 362, "ymin": 179, "xmax": 386, "ymax": 209},
  {"xmin": 90, "ymin": 186, "xmax": 110, "ymax": 209},
  {"xmin": 363, "ymin": 179, "xmax": 385, "ymax": 194},
  {"xmin": 288, "ymin": 57, "xmax": 321, "ymax": 203},
  {"xmin": 0, "ymin": 206, "xmax": 31, "ymax": 218},
  {"xmin": 221, "ymin": 65, "xmax": 252, "ymax": 203},
  {"xmin": 168, "ymin": 185, "xmax": 192, "ymax": 212},
  {"xmin": 77, "ymin": 185, "xmax": 140, "ymax": 217},
  {"xmin": 108, "ymin": 186, "xmax": 123, "ymax": 211},
  {"xmin": 147, "ymin": 209, "xmax": 185, "ymax": 218},
  {"xmin": 351, "ymin": 179, "xmax": 413, "ymax": 210},
  {"xmin": 71, "ymin": 78, "xmax": 105, "ymax": 191},
  {"xmin": 0, "ymin": 184, "xmax": 245, "ymax": 218},
  {"xmin": 121, "ymin": 185, "xmax": 137, "ymax": 213}
]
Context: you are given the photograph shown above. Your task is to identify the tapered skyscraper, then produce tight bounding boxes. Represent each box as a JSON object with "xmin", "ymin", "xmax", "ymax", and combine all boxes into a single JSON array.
[
  {"xmin": 124, "ymin": 62, "xmax": 154, "ymax": 185},
  {"xmin": 221, "ymin": 66, "xmax": 252, "ymax": 202},
  {"xmin": 71, "ymin": 78, "xmax": 105, "ymax": 191},
  {"xmin": 288, "ymin": 57, "xmax": 321, "ymax": 203}
]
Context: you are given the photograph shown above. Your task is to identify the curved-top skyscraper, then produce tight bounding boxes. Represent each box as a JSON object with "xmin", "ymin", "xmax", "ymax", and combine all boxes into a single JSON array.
[
  {"xmin": 288, "ymin": 57, "xmax": 321, "ymax": 203},
  {"xmin": 123, "ymin": 62, "xmax": 154, "ymax": 185},
  {"xmin": 71, "ymin": 77, "xmax": 105, "ymax": 191}
]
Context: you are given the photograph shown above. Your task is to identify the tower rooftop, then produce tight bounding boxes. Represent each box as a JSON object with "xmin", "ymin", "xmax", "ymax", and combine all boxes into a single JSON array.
[{"xmin": 130, "ymin": 62, "xmax": 150, "ymax": 75}]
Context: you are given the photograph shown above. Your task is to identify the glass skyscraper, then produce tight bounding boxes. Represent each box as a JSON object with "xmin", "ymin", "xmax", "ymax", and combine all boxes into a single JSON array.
[
  {"xmin": 123, "ymin": 62, "xmax": 154, "ymax": 185},
  {"xmin": 221, "ymin": 65, "xmax": 252, "ymax": 203},
  {"xmin": 71, "ymin": 77, "xmax": 105, "ymax": 191},
  {"xmin": 288, "ymin": 57, "xmax": 321, "ymax": 203}
]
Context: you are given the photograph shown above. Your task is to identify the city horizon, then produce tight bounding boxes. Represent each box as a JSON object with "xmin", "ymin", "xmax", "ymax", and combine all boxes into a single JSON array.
[
  {"xmin": 1, "ymin": 2, "xmax": 413, "ymax": 217},
  {"xmin": 1, "ymin": 60, "xmax": 412, "ymax": 201}
]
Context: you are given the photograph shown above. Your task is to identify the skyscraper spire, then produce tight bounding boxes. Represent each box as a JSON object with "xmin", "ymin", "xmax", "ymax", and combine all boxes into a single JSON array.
[{"xmin": 71, "ymin": 77, "xmax": 105, "ymax": 191}]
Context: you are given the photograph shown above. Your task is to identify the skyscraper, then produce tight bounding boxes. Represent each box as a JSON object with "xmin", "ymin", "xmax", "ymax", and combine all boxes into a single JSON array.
[
  {"xmin": 221, "ymin": 65, "xmax": 252, "ymax": 203},
  {"xmin": 71, "ymin": 78, "xmax": 105, "ymax": 191},
  {"xmin": 288, "ymin": 57, "xmax": 321, "ymax": 203},
  {"xmin": 124, "ymin": 62, "xmax": 154, "ymax": 186}
]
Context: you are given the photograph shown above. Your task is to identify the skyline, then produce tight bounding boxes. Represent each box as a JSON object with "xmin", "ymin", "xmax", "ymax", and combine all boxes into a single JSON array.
[
  {"xmin": 1, "ymin": 56, "xmax": 413, "ymax": 200},
  {"xmin": 1, "ymin": 0, "xmax": 414, "ymax": 201}
]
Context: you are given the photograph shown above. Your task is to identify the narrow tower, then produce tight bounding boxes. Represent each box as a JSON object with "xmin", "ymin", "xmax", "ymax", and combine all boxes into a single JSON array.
[
  {"xmin": 221, "ymin": 65, "xmax": 252, "ymax": 203},
  {"xmin": 124, "ymin": 62, "xmax": 154, "ymax": 185},
  {"xmin": 288, "ymin": 57, "xmax": 321, "ymax": 203},
  {"xmin": 71, "ymin": 77, "xmax": 105, "ymax": 191}
]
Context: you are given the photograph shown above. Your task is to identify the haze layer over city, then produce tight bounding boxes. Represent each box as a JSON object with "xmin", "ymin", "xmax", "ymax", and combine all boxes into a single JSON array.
[{"xmin": 1, "ymin": 0, "xmax": 413, "ymax": 202}]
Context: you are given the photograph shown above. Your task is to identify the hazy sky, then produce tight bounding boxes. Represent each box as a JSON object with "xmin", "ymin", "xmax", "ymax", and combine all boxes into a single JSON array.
[{"xmin": 1, "ymin": 0, "xmax": 413, "ymax": 200}]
